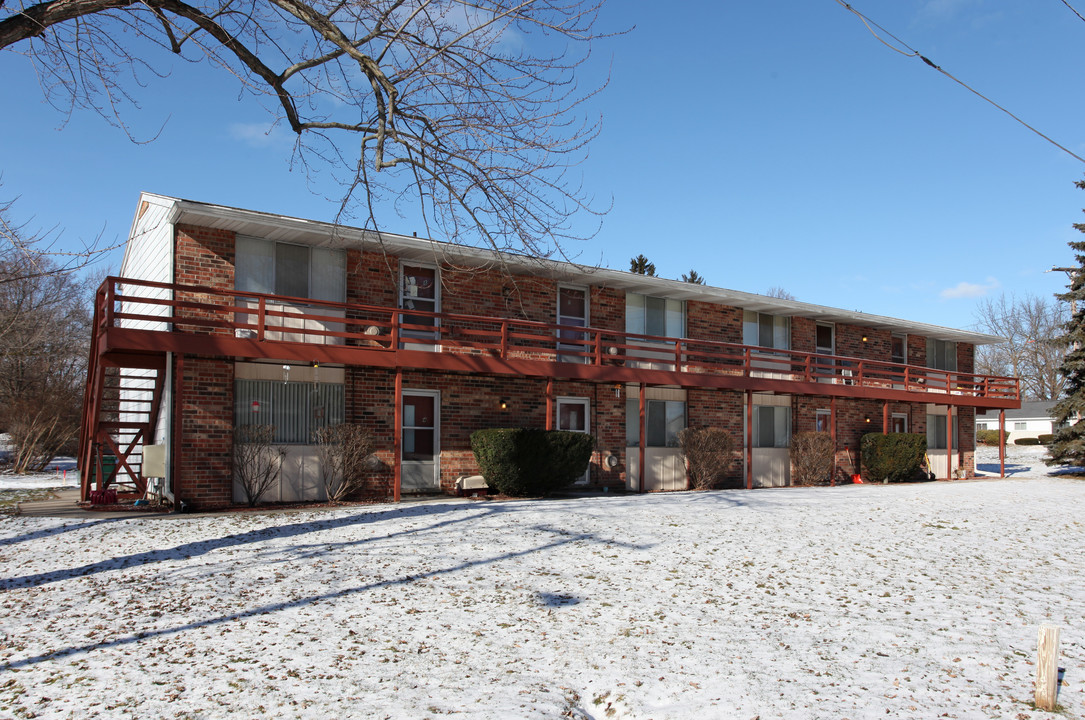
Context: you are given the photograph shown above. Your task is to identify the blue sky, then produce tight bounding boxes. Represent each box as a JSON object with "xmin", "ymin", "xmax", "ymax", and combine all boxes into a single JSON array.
[{"xmin": 2, "ymin": 0, "xmax": 1084, "ymax": 332}]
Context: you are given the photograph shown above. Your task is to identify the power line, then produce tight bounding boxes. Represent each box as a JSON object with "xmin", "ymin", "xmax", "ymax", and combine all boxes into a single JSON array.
[
  {"xmin": 1060, "ymin": 0, "xmax": 1085, "ymax": 25},
  {"xmin": 833, "ymin": 0, "xmax": 1085, "ymax": 165}
]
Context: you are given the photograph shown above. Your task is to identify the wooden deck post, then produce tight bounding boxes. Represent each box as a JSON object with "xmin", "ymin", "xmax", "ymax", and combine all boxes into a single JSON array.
[
  {"xmin": 1035, "ymin": 624, "xmax": 1061, "ymax": 711},
  {"xmin": 394, "ymin": 368, "xmax": 402, "ymax": 502}
]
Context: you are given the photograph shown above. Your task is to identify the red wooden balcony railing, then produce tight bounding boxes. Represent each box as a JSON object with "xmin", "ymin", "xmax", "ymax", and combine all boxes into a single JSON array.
[{"xmin": 94, "ymin": 277, "xmax": 1020, "ymax": 403}]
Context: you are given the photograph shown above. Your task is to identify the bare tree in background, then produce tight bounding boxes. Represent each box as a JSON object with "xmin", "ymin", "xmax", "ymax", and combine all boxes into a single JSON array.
[
  {"xmin": 765, "ymin": 286, "xmax": 795, "ymax": 300},
  {"xmin": 1, "ymin": 0, "xmax": 612, "ymax": 258},
  {"xmin": 0, "ymin": 247, "xmax": 92, "ymax": 471},
  {"xmin": 973, "ymin": 293, "xmax": 1067, "ymax": 401},
  {"xmin": 0, "ymin": 193, "xmax": 113, "ymax": 283}
]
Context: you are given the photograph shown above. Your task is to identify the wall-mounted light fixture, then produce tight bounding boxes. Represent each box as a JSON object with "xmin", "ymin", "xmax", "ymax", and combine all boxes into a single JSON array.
[
  {"xmin": 613, "ymin": 383, "xmax": 622, "ymax": 398},
  {"xmin": 861, "ymin": 335, "xmax": 869, "ymax": 342},
  {"xmin": 499, "ymin": 398, "xmax": 509, "ymax": 410},
  {"xmin": 865, "ymin": 417, "xmax": 871, "ymax": 423}
]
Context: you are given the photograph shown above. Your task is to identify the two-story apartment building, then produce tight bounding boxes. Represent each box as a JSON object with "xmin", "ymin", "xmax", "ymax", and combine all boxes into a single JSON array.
[{"xmin": 79, "ymin": 193, "xmax": 1020, "ymax": 506}]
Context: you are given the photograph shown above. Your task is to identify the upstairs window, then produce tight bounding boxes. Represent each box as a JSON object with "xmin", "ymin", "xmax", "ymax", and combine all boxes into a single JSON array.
[
  {"xmin": 626, "ymin": 294, "xmax": 684, "ymax": 338},
  {"xmin": 926, "ymin": 338, "xmax": 957, "ymax": 371},
  {"xmin": 743, "ymin": 311, "xmax": 790, "ymax": 350},
  {"xmin": 235, "ymin": 237, "xmax": 345, "ymax": 303},
  {"xmin": 891, "ymin": 334, "xmax": 907, "ymax": 364}
]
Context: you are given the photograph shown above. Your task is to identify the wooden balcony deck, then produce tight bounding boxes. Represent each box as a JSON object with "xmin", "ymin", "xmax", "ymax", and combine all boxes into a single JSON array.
[{"xmin": 93, "ymin": 277, "xmax": 1020, "ymax": 409}]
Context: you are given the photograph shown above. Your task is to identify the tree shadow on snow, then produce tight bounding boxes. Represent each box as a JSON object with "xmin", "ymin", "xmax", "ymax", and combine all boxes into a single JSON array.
[
  {"xmin": 0, "ymin": 522, "xmax": 641, "ymax": 671},
  {"xmin": 0, "ymin": 500, "xmax": 644, "ymax": 591}
]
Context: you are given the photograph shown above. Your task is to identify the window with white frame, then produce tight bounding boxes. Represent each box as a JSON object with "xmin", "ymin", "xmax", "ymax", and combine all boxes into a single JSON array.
[
  {"xmin": 626, "ymin": 399, "xmax": 685, "ymax": 447},
  {"xmin": 626, "ymin": 294, "xmax": 684, "ymax": 338},
  {"xmin": 235, "ymin": 236, "xmax": 345, "ymax": 302},
  {"xmin": 743, "ymin": 311, "xmax": 790, "ymax": 350},
  {"xmin": 235, "ymin": 379, "xmax": 345, "ymax": 444},
  {"xmin": 1013, "ymin": 421, "xmax": 1027, "ymax": 431}
]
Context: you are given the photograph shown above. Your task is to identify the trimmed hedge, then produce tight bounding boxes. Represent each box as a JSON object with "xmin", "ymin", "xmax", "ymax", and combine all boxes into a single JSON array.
[
  {"xmin": 1015, "ymin": 437, "xmax": 1041, "ymax": 446},
  {"xmin": 861, "ymin": 433, "xmax": 927, "ymax": 483},
  {"xmin": 470, "ymin": 428, "xmax": 595, "ymax": 497},
  {"xmin": 1038, "ymin": 434, "xmax": 1055, "ymax": 445},
  {"xmin": 976, "ymin": 429, "xmax": 1002, "ymax": 446}
]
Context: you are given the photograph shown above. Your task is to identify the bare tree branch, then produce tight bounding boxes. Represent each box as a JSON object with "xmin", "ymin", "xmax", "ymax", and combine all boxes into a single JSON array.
[{"xmin": 1, "ymin": 0, "xmax": 614, "ymax": 259}]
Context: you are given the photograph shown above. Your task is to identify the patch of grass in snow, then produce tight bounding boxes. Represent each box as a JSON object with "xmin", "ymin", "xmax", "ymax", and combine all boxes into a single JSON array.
[{"xmin": 0, "ymin": 488, "xmax": 59, "ymax": 512}]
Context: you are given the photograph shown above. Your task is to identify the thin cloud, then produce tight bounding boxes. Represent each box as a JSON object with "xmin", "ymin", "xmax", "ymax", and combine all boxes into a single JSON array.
[
  {"xmin": 229, "ymin": 123, "xmax": 295, "ymax": 149},
  {"xmin": 940, "ymin": 277, "xmax": 999, "ymax": 299}
]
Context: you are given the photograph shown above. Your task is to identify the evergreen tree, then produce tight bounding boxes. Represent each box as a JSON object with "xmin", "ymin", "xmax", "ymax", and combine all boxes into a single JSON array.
[
  {"xmin": 681, "ymin": 269, "xmax": 706, "ymax": 285},
  {"xmin": 629, "ymin": 254, "xmax": 656, "ymax": 276},
  {"xmin": 1047, "ymin": 179, "xmax": 1085, "ymax": 466}
]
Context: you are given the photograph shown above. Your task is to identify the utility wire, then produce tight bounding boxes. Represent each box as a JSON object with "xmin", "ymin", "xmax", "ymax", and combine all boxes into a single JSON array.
[
  {"xmin": 833, "ymin": 0, "xmax": 1085, "ymax": 165},
  {"xmin": 1060, "ymin": 0, "xmax": 1085, "ymax": 25}
]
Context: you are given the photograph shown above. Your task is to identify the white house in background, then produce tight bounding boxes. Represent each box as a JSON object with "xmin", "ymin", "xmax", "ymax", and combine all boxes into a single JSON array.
[{"xmin": 975, "ymin": 401, "xmax": 1059, "ymax": 443}]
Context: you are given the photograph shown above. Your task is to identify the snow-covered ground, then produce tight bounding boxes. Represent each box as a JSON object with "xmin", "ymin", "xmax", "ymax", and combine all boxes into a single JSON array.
[{"xmin": 0, "ymin": 444, "xmax": 1083, "ymax": 719}]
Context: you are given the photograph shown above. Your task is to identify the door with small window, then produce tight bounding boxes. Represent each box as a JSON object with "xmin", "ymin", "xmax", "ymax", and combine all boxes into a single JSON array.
[
  {"xmin": 625, "ymin": 389, "xmax": 688, "ymax": 491},
  {"xmin": 556, "ymin": 397, "xmax": 591, "ymax": 484},
  {"xmin": 402, "ymin": 391, "xmax": 440, "ymax": 492},
  {"xmin": 748, "ymin": 396, "xmax": 791, "ymax": 488}
]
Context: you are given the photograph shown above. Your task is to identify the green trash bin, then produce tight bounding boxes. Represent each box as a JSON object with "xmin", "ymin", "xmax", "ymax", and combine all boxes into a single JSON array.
[{"xmin": 93, "ymin": 454, "xmax": 118, "ymax": 485}]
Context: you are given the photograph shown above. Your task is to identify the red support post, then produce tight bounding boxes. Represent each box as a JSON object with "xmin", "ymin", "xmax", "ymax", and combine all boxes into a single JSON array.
[
  {"xmin": 830, "ymin": 396, "xmax": 837, "ymax": 487},
  {"xmin": 638, "ymin": 383, "xmax": 646, "ymax": 493},
  {"xmin": 500, "ymin": 321, "xmax": 509, "ymax": 359},
  {"xmin": 746, "ymin": 392, "xmax": 753, "ymax": 490},
  {"xmin": 173, "ymin": 354, "xmax": 184, "ymax": 505},
  {"xmin": 546, "ymin": 378, "xmax": 554, "ymax": 431},
  {"xmin": 999, "ymin": 408, "xmax": 1006, "ymax": 478},
  {"xmin": 257, "ymin": 297, "xmax": 266, "ymax": 342},
  {"xmin": 394, "ymin": 368, "xmax": 402, "ymax": 502},
  {"xmin": 946, "ymin": 405, "xmax": 954, "ymax": 480},
  {"xmin": 883, "ymin": 401, "xmax": 889, "ymax": 435}
]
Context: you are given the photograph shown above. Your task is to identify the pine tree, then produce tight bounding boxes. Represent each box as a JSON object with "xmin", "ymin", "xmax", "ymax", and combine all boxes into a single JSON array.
[
  {"xmin": 1047, "ymin": 179, "xmax": 1085, "ymax": 466},
  {"xmin": 681, "ymin": 269, "xmax": 706, "ymax": 285},
  {"xmin": 629, "ymin": 254, "xmax": 656, "ymax": 276}
]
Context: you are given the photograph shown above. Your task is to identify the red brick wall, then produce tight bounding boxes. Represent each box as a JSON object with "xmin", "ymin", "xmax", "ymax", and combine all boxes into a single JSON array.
[
  {"xmin": 178, "ymin": 357, "xmax": 234, "ymax": 505},
  {"xmin": 687, "ymin": 301, "xmax": 743, "ymax": 345},
  {"xmin": 174, "ymin": 224, "xmax": 236, "ymax": 334},
  {"xmin": 686, "ymin": 388, "xmax": 745, "ymax": 483}
]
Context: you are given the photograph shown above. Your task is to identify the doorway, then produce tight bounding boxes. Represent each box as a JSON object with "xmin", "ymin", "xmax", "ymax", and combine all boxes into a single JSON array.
[{"xmin": 402, "ymin": 390, "xmax": 440, "ymax": 492}]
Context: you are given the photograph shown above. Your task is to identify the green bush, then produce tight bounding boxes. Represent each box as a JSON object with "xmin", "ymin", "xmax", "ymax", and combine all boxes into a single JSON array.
[
  {"xmin": 1015, "ymin": 437, "xmax": 1041, "ymax": 446},
  {"xmin": 1037, "ymin": 434, "xmax": 1055, "ymax": 445},
  {"xmin": 861, "ymin": 433, "xmax": 926, "ymax": 483},
  {"xmin": 470, "ymin": 428, "xmax": 595, "ymax": 496},
  {"xmin": 976, "ymin": 429, "xmax": 1002, "ymax": 446},
  {"xmin": 790, "ymin": 431, "xmax": 834, "ymax": 486}
]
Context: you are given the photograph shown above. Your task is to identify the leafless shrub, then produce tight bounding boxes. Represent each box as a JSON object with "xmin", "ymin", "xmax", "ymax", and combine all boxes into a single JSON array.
[
  {"xmin": 233, "ymin": 424, "xmax": 284, "ymax": 507},
  {"xmin": 314, "ymin": 423, "xmax": 376, "ymax": 502},
  {"xmin": 677, "ymin": 427, "xmax": 735, "ymax": 490},
  {"xmin": 790, "ymin": 431, "xmax": 834, "ymax": 486}
]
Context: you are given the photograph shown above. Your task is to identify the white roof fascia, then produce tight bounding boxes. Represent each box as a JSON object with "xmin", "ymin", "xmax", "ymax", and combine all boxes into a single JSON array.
[{"xmin": 145, "ymin": 194, "xmax": 1006, "ymax": 347}]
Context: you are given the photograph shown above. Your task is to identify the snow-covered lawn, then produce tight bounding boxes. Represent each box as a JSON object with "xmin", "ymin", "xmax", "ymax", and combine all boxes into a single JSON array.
[{"xmin": 1, "ymin": 444, "xmax": 1083, "ymax": 719}]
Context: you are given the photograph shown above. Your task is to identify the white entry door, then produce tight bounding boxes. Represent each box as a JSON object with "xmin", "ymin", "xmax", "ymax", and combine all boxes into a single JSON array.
[
  {"xmin": 556, "ymin": 397, "xmax": 591, "ymax": 484},
  {"xmin": 402, "ymin": 390, "xmax": 440, "ymax": 492}
]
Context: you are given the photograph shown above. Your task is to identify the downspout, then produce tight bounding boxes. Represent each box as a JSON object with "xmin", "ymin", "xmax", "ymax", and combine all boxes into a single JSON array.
[
  {"xmin": 946, "ymin": 405, "xmax": 954, "ymax": 480},
  {"xmin": 172, "ymin": 354, "xmax": 184, "ymax": 509}
]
